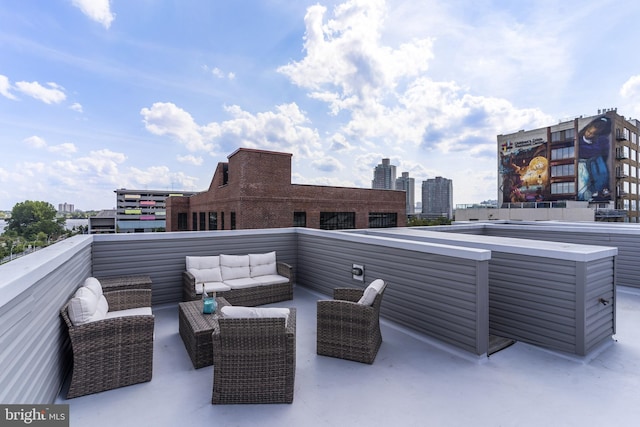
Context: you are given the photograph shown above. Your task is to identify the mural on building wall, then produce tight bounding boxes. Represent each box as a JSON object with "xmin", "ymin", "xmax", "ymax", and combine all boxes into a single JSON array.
[
  {"xmin": 499, "ymin": 137, "xmax": 549, "ymax": 203},
  {"xmin": 577, "ymin": 116, "xmax": 611, "ymax": 201}
]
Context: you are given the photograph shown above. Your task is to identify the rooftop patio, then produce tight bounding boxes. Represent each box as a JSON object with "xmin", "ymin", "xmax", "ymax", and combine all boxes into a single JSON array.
[
  {"xmin": 56, "ymin": 284, "xmax": 640, "ymax": 426},
  {"xmin": 2, "ymin": 223, "xmax": 640, "ymax": 425}
]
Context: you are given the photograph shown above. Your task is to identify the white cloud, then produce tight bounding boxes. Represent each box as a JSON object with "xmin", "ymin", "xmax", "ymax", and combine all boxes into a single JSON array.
[
  {"xmin": 71, "ymin": 0, "xmax": 115, "ymax": 29},
  {"xmin": 177, "ymin": 155, "xmax": 204, "ymax": 166},
  {"xmin": 23, "ymin": 136, "xmax": 47, "ymax": 148},
  {"xmin": 621, "ymin": 75, "xmax": 640, "ymax": 98},
  {"xmin": 0, "ymin": 75, "xmax": 17, "ymax": 100},
  {"xmin": 141, "ymin": 101, "xmax": 322, "ymax": 160},
  {"xmin": 141, "ymin": 102, "xmax": 213, "ymax": 152},
  {"xmin": 70, "ymin": 102, "xmax": 83, "ymax": 113},
  {"xmin": 312, "ymin": 156, "xmax": 344, "ymax": 173},
  {"xmin": 49, "ymin": 143, "xmax": 78, "ymax": 156},
  {"xmin": 15, "ymin": 81, "xmax": 66, "ymax": 104}
]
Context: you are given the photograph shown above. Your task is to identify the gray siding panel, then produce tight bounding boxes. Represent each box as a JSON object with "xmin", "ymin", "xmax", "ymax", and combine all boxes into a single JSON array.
[
  {"xmin": 0, "ymin": 236, "xmax": 92, "ymax": 404},
  {"xmin": 296, "ymin": 231, "xmax": 489, "ymax": 355}
]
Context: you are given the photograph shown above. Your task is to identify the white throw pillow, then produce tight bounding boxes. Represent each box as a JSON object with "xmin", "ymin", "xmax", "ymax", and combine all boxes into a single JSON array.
[
  {"xmin": 249, "ymin": 252, "xmax": 278, "ymax": 277},
  {"xmin": 220, "ymin": 254, "xmax": 251, "ymax": 280},
  {"xmin": 68, "ymin": 286, "xmax": 102, "ymax": 325},
  {"xmin": 220, "ymin": 306, "xmax": 290, "ymax": 325},
  {"xmin": 186, "ymin": 255, "xmax": 220, "ymax": 270},
  {"xmin": 83, "ymin": 277, "xmax": 103, "ymax": 297},
  {"xmin": 357, "ymin": 279, "xmax": 386, "ymax": 305}
]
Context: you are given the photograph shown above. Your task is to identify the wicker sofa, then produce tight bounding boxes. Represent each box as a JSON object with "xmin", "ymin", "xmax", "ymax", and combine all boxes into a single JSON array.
[
  {"xmin": 182, "ymin": 252, "xmax": 293, "ymax": 306},
  {"xmin": 60, "ymin": 277, "xmax": 154, "ymax": 398},
  {"xmin": 316, "ymin": 279, "xmax": 387, "ymax": 364},
  {"xmin": 212, "ymin": 307, "xmax": 296, "ymax": 404}
]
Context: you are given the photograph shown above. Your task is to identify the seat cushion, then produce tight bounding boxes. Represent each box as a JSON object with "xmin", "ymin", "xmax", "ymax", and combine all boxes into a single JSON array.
[
  {"xmin": 221, "ymin": 306, "xmax": 290, "ymax": 325},
  {"xmin": 252, "ymin": 274, "xmax": 289, "ymax": 286},
  {"xmin": 186, "ymin": 255, "xmax": 220, "ymax": 270},
  {"xmin": 220, "ymin": 254, "xmax": 251, "ymax": 280},
  {"xmin": 195, "ymin": 282, "xmax": 231, "ymax": 295},
  {"xmin": 68, "ymin": 286, "xmax": 109, "ymax": 326},
  {"xmin": 249, "ymin": 251, "xmax": 278, "ymax": 277},
  {"xmin": 223, "ymin": 277, "xmax": 261, "ymax": 290},
  {"xmin": 104, "ymin": 306, "xmax": 153, "ymax": 320}
]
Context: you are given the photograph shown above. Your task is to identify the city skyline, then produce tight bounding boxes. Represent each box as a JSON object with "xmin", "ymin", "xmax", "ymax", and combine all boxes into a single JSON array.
[{"xmin": 2, "ymin": 0, "xmax": 640, "ymax": 210}]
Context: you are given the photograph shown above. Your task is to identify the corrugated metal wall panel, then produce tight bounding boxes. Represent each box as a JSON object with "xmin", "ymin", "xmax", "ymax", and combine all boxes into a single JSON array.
[
  {"xmin": 481, "ymin": 224, "xmax": 640, "ymax": 289},
  {"xmin": 91, "ymin": 231, "xmax": 297, "ymax": 305},
  {"xmin": 296, "ymin": 232, "xmax": 489, "ymax": 355},
  {"xmin": 0, "ymin": 237, "xmax": 92, "ymax": 404}
]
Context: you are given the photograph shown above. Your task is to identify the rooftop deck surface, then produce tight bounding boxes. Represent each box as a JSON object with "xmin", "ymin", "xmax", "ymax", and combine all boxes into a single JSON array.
[{"xmin": 57, "ymin": 285, "xmax": 640, "ymax": 426}]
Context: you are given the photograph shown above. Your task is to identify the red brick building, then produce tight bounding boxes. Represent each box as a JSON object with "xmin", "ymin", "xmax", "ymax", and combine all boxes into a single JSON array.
[{"xmin": 166, "ymin": 148, "xmax": 407, "ymax": 231}]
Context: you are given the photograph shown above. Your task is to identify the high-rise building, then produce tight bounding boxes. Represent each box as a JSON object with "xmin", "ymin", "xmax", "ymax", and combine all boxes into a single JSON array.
[
  {"xmin": 497, "ymin": 108, "xmax": 639, "ymax": 222},
  {"xmin": 372, "ymin": 158, "xmax": 396, "ymax": 190},
  {"xmin": 58, "ymin": 202, "xmax": 75, "ymax": 213},
  {"xmin": 395, "ymin": 172, "xmax": 415, "ymax": 214},
  {"xmin": 422, "ymin": 177, "xmax": 453, "ymax": 219}
]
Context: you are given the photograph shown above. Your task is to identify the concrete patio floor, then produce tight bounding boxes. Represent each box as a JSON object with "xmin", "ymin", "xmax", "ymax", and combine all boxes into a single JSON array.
[{"xmin": 57, "ymin": 285, "xmax": 640, "ymax": 426}]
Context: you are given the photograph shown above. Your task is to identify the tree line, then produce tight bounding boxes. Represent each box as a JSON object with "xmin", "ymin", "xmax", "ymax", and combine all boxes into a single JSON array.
[{"xmin": 0, "ymin": 200, "xmax": 85, "ymax": 261}]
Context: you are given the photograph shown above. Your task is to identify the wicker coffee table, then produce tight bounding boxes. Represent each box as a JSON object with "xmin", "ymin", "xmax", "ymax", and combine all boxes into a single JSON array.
[{"xmin": 179, "ymin": 297, "xmax": 230, "ymax": 369}]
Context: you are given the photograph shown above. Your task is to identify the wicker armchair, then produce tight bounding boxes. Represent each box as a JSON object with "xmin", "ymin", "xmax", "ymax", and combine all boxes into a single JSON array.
[
  {"xmin": 60, "ymin": 289, "xmax": 154, "ymax": 398},
  {"xmin": 316, "ymin": 283, "xmax": 386, "ymax": 364},
  {"xmin": 211, "ymin": 308, "xmax": 296, "ymax": 404}
]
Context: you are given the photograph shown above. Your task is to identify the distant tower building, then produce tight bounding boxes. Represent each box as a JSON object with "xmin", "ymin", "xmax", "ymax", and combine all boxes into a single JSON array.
[
  {"xmin": 372, "ymin": 158, "xmax": 397, "ymax": 190},
  {"xmin": 58, "ymin": 202, "xmax": 75, "ymax": 213},
  {"xmin": 422, "ymin": 177, "xmax": 453, "ymax": 219},
  {"xmin": 395, "ymin": 172, "xmax": 415, "ymax": 214}
]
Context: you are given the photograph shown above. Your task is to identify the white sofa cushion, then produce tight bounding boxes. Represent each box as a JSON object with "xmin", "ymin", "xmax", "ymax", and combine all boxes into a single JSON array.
[
  {"xmin": 195, "ymin": 282, "xmax": 231, "ymax": 295},
  {"xmin": 224, "ymin": 277, "xmax": 261, "ymax": 290},
  {"xmin": 357, "ymin": 279, "xmax": 386, "ymax": 306},
  {"xmin": 249, "ymin": 251, "xmax": 278, "ymax": 277},
  {"xmin": 83, "ymin": 277, "xmax": 103, "ymax": 296},
  {"xmin": 253, "ymin": 274, "xmax": 289, "ymax": 286},
  {"xmin": 221, "ymin": 306, "xmax": 290, "ymax": 325},
  {"xmin": 220, "ymin": 254, "xmax": 251, "ymax": 280},
  {"xmin": 68, "ymin": 286, "xmax": 108, "ymax": 326},
  {"xmin": 190, "ymin": 267, "xmax": 223, "ymax": 284},
  {"xmin": 186, "ymin": 255, "xmax": 220, "ymax": 270},
  {"xmin": 104, "ymin": 306, "xmax": 153, "ymax": 320}
]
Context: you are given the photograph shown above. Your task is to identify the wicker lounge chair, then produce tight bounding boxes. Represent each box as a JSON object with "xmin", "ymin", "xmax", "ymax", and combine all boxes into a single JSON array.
[
  {"xmin": 316, "ymin": 280, "xmax": 386, "ymax": 364},
  {"xmin": 211, "ymin": 308, "xmax": 296, "ymax": 404},
  {"xmin": 60, "ymin": 288, "xmax": 154, "ymax": 398}
]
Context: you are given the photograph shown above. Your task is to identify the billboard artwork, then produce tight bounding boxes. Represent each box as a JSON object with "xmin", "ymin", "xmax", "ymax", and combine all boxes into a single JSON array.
[
  {"xmin": 577, "ymin": 116, "xmax": 611, "ymax": 201},
  {"xmin": 500, "ymin": 135, "xmax": 549, "ymax": 203}
]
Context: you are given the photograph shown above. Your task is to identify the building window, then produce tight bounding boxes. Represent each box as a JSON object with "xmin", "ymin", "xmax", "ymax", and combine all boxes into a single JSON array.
[
  {"xmin": 320, "ymin": 212, "xmax": 355, "ymax": 230},
  {"xmin": 192, "ymin": 212, "xmax": 197, "ymax": 231},
  {"xmin": 293, "ymin": 212, "xmax": 306, "ymax": 227},
  {"xmin": 551, "ymin": 164, "xmax": 575, "ymax": 177},
  {"xmin": 221, "ymin": 212, "xmax": 225, "ymax": 230},
  {"xmin": 368, "ymin": 212, "xmax": 397, "ymax": 228},
  {"xmin": 199, "ymin": 212, "xmax": 206, "ymax": 231},
  {"xmin": 208, "ymin": 212, "xmax": 217, "ymax": 230},
  {"xmin": 551, "ymin": 182, "xmax": 575, "ymax": 194},
  {"xmin": 230, "ymin": 212, "xmax": 236, "ymax": 230},
  {"xmin": 551, "ymin": 146, "xmax": 574, "ymax": 160},
  {"xmin": 551, "ymin": 129, "xmax": 574, "ymax": 142},
  {"xmin": 177, "ymin": 213, "xmax": 188, "ymax": 231}
]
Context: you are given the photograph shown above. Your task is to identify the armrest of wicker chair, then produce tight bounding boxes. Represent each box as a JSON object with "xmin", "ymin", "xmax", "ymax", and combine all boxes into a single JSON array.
[
  {"xmin": 182, "ymin": 270, "xmax": 198, "ymax": 301},
  {"xmin": 277, "ymin": 261, "xmax": 293, "ymax": 281},
  {"xmin": 104, "ymin": 289, "xmax": 152, "ymax": 311}
]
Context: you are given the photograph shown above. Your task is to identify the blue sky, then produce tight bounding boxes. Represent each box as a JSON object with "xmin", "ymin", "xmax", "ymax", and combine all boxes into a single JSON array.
[{"xmin": 2, "ymin": 0, "xmax": 640, "ymax": 211}]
